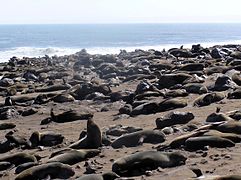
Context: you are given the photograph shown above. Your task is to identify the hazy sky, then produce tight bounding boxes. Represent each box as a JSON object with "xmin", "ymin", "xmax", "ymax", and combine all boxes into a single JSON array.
[{"xmin": 1, "ymin": 0, "xmax": 241, "ymax": 24}]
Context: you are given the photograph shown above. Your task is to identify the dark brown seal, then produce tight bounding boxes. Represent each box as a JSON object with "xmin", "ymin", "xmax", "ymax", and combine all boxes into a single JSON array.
[
  {"xmin": 69, "ymin": 119, "xmax": 102, "ymax": 149},
  {"xmin": 15, "ymin": 162, "xmax": 75, "ymax": 180},
  {"xmin": 112, "ymin": 151, "xmax": 186, "ymax": 176}
]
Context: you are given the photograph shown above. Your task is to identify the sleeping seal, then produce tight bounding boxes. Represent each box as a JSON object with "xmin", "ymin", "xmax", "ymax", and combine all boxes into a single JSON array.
[
  {"xmin": 15, "ymin": 162, "xmax": 75, "ymax": 180},
  {"xmin": 112, "ymin": 151, "xmax": 186, "ymax": 176},
  {"xmin": 48, "ymin": 149, "xmax": 100, "ymax": 165},
  {"xmin": 111, "ymin": 130, "xmax": 165, "ymax": 148}
]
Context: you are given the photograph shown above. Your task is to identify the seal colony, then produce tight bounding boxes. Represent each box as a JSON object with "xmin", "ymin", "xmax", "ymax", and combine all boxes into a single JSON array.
[{"xmin": 1, "ymin": 44, "xmax": 241, "ymax": 179}]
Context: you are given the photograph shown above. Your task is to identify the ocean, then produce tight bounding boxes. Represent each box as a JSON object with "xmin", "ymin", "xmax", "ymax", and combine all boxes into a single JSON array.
[{"xmin": 0, "ymin": 23, "xmax": 241, "ymax": 62}]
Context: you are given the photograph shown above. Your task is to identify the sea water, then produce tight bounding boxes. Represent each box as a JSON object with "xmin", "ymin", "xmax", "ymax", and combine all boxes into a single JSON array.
[{"xmin": 0, "ymin": 23, "xmax": 241, "ymax": 62}]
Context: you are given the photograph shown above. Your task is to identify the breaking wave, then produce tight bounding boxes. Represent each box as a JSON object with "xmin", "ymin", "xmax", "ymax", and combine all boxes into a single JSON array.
[{"xmin": 0, "ymin": 39, "xmax": 241, "ymax": 62}]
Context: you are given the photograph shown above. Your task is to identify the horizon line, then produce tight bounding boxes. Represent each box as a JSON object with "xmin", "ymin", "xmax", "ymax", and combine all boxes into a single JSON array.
[{"xmin": 1, "ymin": 22, "xmax": 241, "ymax": 25}]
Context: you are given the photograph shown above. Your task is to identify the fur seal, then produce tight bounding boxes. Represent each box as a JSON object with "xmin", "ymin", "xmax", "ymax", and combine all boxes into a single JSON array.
[
  {"xmin": 15, "ymin": 162, "xmax": 75, "ymax": 180},
  {"xmin": 193, "ymin": 92, "xmax": 225, "ymax": 107},
  {"xmin": 227, "ymin": 110, "xmax": 241, "ymax": 120},
  {"xmin": 158, "ymin": 98, "xmax": 188, "ymax": 111},
  {"xmin": 15, "ymin": 162, "xmax": 39, "ymax": 174},
  {"xmin": 0, "ymin": 122, "xmax": 16, "ymax": 130},
  {"xmin": 232, "ymin": 72, "xmax": 241, "ymax": 86},
  {"xmin": 50, "ymin": 108, "xmax": 93, "ymax": 123},
  {"xmin": 206, "ymin": 111, "xmax": 234, "ymax": 123},
  {"xmin": 132, "ymin": 98, "xmax": 188, "ymax": 116},
  {"xmin": 210, "ymin": 75, "xmax": 236, "ymax": 91},
  {"xmin": 203, "ymin": 130, "xmax": 241, "ymax": 143},
  {"xmin": 35, "ymin": 84, "xmax": 71, "ymax": 92},
  {"xmin": 48, "ymin": 149, "xmax": 100, "ymax": 165},
  {"xmin": 51, "ymin": 93, "xmax": 75, "ymax": 103},
  {"xmin": 29, "ymin": 131, "xmax": 64, "ymax": 147},
  {"xmin": 179, "ymin": 63, "xmax": 205, "ymax": 71},
  {"xmin": 5, "ymin": 131, "xmax": 31, "ymax": 148},
  {"xmin": 20, "ymin": 107, "xmax": 38, "ymax": 117},
  {"xmin": 157, "ymin": 130, "xmax": 208, "ymax": 150},
  {"xmin": 0, "ymin": 140, "xmax": 15, "ymax": 154},
  {"xmin": 112, "ymin": 151, "xmax": 186, "ymax": 176},
  {"xmin": 69, "ymin": 119, "xmax": 102, "ymax": 149},
  {"xmin": 213, "ymin": 121, "xmax": 241, "ymax": 134},
  {"xmin": 183, "ymin": 83, "xmax": 208, "ymax": 94},
  {"xmin": 156, "ymin": 111, "xmax": 194, "ymax": 129},
  {"xmin": 0, "ymin": 152, "xmax": 37, "ymax": 166},
  {"xmin": 131, "ymin": 101, "xmax": 159, "ymax": 116},
  {"xmin": 75, "ymin": 172, "xmax": 119, "ymax": 180},
  {"xmin": 111, "ymin": 130, "xmax": 165, "ymax": 148},
  {"xmin": 228, "ymin": 88, "xmax": 241, "ymax": 99},
  {"xmin": 185, "ymin": 136, "xmax": 235, "ymax": 150},
  {"xmin": 9, "ymin": 95, "xmax": 35, "ymax": 105},
  {"xmin": 163, "ymin": 89, "xmax": 188, "ymax": 98},
  {"xmin": 0, "ymin": 161, "xmax": 12, "ymax": 171},
  {"xmin": 158, "ymin": 73, "xmax": 192, "ymax": 89}
]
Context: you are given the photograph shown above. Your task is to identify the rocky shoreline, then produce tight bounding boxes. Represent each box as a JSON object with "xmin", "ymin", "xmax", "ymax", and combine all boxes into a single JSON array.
[{"xmin": 1, "ymin": 44, "xmax": 241, "ymax": 179}]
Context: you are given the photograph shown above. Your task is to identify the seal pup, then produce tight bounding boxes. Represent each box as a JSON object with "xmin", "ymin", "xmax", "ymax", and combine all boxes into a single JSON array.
[
  {"xmin": 69, "ymin": 119, "xmax": 102, "ymax": 149},
  {"xmin": 48, "ymin": 149, "xmax": 100, "ymax": 165},
  {"xmin": 112, "ymin": 151, "xmax": 186, "ymax": 176},
  {"xmin": 15, "ymin": 162, "xmax": 75, "ymax": 180},
  {"xmin": 111, "ymin": 130, "xmax": 165, "ymax": 149},
  {"xmin": 29, "ymin": 131, "xmax": 64, "ymax": 147}
]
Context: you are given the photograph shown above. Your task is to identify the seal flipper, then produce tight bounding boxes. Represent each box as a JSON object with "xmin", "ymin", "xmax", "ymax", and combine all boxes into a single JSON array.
[{"xmin": 137, "ymin": 136, "xmax": 145, "ymax": 146}]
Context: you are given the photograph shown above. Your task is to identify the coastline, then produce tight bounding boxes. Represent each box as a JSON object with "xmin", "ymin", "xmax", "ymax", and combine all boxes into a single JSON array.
[{"xmin": 1, "ymin": 40, "xmax": 241, "ymax": 62}]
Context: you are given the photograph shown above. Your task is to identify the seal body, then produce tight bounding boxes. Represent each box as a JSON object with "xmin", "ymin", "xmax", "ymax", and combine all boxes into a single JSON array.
[
  {"xmin": 15, "ymin": 162, "xmax": 75, "ymax": 180},
  {"xmin": 111, "ymin": 130, "xmax": 165, "ymax": 148},
  {"xmin": 0, "ymin": 152, "xmax": 37, "ymax": 166},
  {"xmin": 48, "ymin": 149, "xmax": 100, "ymax": 165},
  {"xmin": 185, "ymin": 136, "xmax": 235, "ymax": 150},
  {"xmin": 112, "ymin": 151, "xmax": 186, "ymax": 176}
]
